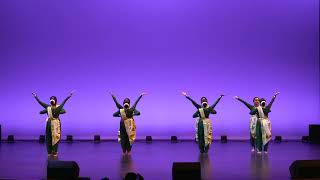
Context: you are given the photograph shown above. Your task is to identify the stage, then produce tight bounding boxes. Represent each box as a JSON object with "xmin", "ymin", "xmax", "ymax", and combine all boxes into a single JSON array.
[{"xmin": 0, "ymin": 141, "xmax": 318, "ymax": 180}]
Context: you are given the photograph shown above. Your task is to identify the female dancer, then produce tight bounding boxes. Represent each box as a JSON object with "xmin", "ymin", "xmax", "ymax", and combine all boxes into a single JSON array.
[
  {"xmin": 234, "ymin": 96, "xmax": 260, "ymax": 152},
  {"xmin": 250, "ymin": 92, "xmax": 279, "ymax": 154},
  {"xmin": 111, "ymin": 92, "xmax": 146, "ymax": 155},
  {"xmin": 32, "ymin": 91, "xmax": 73, "ymax": 157},
  {"xmin": 182, "ymin": 92, "xmax": 224, "ymax": 153}
]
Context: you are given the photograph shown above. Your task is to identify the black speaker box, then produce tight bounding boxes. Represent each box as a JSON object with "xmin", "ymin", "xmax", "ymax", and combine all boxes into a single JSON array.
[
  {"xmin": 7, "ymin": 135, "xmax": 14, "ymax": 143},
  {"xmin": 146, "ymin": 136, "xmax": 152, "ymax": 143},
  {"xmin": 221, "ymin": 135, "xmax": 228, "ymax": 143},
  {"xmin": 47, "ymin": 160, "xmax": 80, "ymax": 180},
  {"xmin": 94, "ymin": 135, "xmax": 101, "ymax": 142},
  {"xmin": 172, "ymin": 162, "xmax": 201, "ymax": 180},
  {"xmin": 289, "ymin": 160, "xmax": 320, "ymax": 179},
  {"xmin": 39, "ymin": 135, "xmax": 45, "ymax": 143},
  {"xmin": 171, "ymin": 136, "xmax": 178, "ymax": 142},
  {"xmin": 309, "ymin": 124, "xmax": 320, "ymax": 144}
]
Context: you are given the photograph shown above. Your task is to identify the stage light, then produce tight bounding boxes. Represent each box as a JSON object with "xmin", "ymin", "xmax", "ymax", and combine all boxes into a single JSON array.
[
  {"xmin": 301, "ymin": 136, "xmax": 309, "ymax": 143},
  {"xmin": 274, "ymin": 136, "xmax": 282, "ymax": 143},
  {"xmin": 66, "ymin": 135, "xmax": 73, "ymax": 143},
  {"xmin": 39, "ymin": 135, "xmax": 45, "ymax": 143},
  {"xmin": 94, "ymin": 135, "xmax": 100, "ymax": 143},
  {"xmin": 146, "ymin": 136, "xmax": 152, "ymax": 143},
  {"xmin": 171, "ymin": 136, "xmax": 178, "ymax": 142},
  {"xmin": 7, "ymin": 135, "xmax": 14, "ymax": 143},
  {"xmin": 221, "ymin": 135, "xmax": 227, "ymax": 143},
  {"xmin": 309, "ymin": 124, "xmax": 320, "ymax": 144}
]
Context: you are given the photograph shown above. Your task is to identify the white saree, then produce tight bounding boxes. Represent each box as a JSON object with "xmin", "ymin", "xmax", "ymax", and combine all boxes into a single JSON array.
[
  {"xmin": 120, "ymin": 109, "xmax": 136, "ymax": 145},
  {"xmin": 257, "ymin": 106, "xmax": 272, "ymax": 145},
  {"xmin": 250, "ymin": 114, "xmax": 258, "ymax": 138}
]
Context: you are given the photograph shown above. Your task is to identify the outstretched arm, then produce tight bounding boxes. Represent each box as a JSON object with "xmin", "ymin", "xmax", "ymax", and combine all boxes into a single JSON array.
[
  {"xmin": 57, "ymin": 91, "xmax": 73, "ymax": 112},
  {"xmin": 234, "ymin": 96, "xmax": 253, "ymax": 110},
  {"xmin": 32, "ymin": 93, "xmax": 49, "ymax": 108},
  {"xmin": 113, "ymin": 110, "xmax": 120, "ymax": 117},
  {"xmin": 133, "ymin": 109, "xmax": 141, "ymax": 116},
  {"xmin": 111, "ymin": 94, "xmax": 123, "ymax": 109},
  {"xmin": 266, "ymin": 92, "xmax": 280, "ymax": 110},
  {"xmin": 132, "ymin": 92, "xmax": 146, "ymax": 110},
  {"xmin": 60, "ymin": 108, "xmax": 66, "ymax": 114},
  {"xmin": 210, "ymin": 109, "xmax": 217, "ymax": 114},
  {"xmin": 39, "ymin": 109, "xmax": 47, "ymax": 114},
  {"xmin": 59, "ymin": 95, "xmax": 71, "ymax": 108},
  {"xmin": 210, "ymin": 95, "xmax": 224, "ymax": 109},
  {"xmin": 193, "ymin": 111, "xmax": 200, "ymax": 118},
  {"xmin": 182, "ymin": 92, "xmax": 201, "ymax": 109}
]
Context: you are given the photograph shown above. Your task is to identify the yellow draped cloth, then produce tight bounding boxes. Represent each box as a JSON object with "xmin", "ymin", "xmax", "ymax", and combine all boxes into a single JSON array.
[
  {"xmin": 120, "ymin": 109, "xmax": 136, "ymax": 145},
  {"xmin": 47, "ymin": 106, "xmax": 61, "ymax": 146}
]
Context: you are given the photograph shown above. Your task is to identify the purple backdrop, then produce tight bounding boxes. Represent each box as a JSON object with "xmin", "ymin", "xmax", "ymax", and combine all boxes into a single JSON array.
[{"xmin": 0, "ymin": 0, "xmax": 319, "ymax": 139}]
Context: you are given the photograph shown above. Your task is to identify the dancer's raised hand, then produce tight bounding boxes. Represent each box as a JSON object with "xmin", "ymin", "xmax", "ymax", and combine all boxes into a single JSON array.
[
  {"xmin": 141, "ymin": 92, "xmax": 147, "ymax": 96},
  {"xmin": 181, "ymin": 91, "xmax": 187, "ymax": 97},
  {"xmin": 108, "ymin": 91, "xmax": 115, "ymax": 97},
  {"xmin": 70, "ymin": 90, "xmax": 75, "ymax": 96}
]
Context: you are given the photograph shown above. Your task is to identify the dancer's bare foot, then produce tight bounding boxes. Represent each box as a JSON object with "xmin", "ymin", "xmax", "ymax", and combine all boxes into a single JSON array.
[
  {"xmin": 264, "ymin": 151, "xmax": 268, "ymax": 154},
  {"xmin": 257, "ymin": 151, "xmax": 262, "ymax": 155}
]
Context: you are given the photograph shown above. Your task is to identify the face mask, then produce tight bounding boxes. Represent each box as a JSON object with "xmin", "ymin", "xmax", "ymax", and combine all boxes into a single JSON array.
[
  {"xmin": 124, "ymin": 103, "xmax": 130, "ymax": 109},
  {"xmin": 202, "ymin": 102, "xmax": 208, "ymax": 108}
]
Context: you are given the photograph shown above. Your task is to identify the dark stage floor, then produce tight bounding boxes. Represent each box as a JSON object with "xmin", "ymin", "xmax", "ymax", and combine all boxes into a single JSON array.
[{"xmin": 0, "ymin": 141, "xmax": 319, "ymax": 180}]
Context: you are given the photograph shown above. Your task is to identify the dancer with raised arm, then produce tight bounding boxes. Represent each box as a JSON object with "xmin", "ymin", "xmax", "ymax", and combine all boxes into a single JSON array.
[
  {"xmin": 250, "ymin": 92, "xmax": 280, "ymax": 154},
  {"xmin": 111, "ymin": 92, "xmax": 146, "ymax": 155},
  {"xmin": 32, "ymin": 91, "xmax": 74, "ymax": 157},
  {"xmin": 182, "ymin": 92, "xmax": 224, "ymax": 153},
  {"xmin": 234, "ymin": 96, "xmax": 260, "ymax": 152}
]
